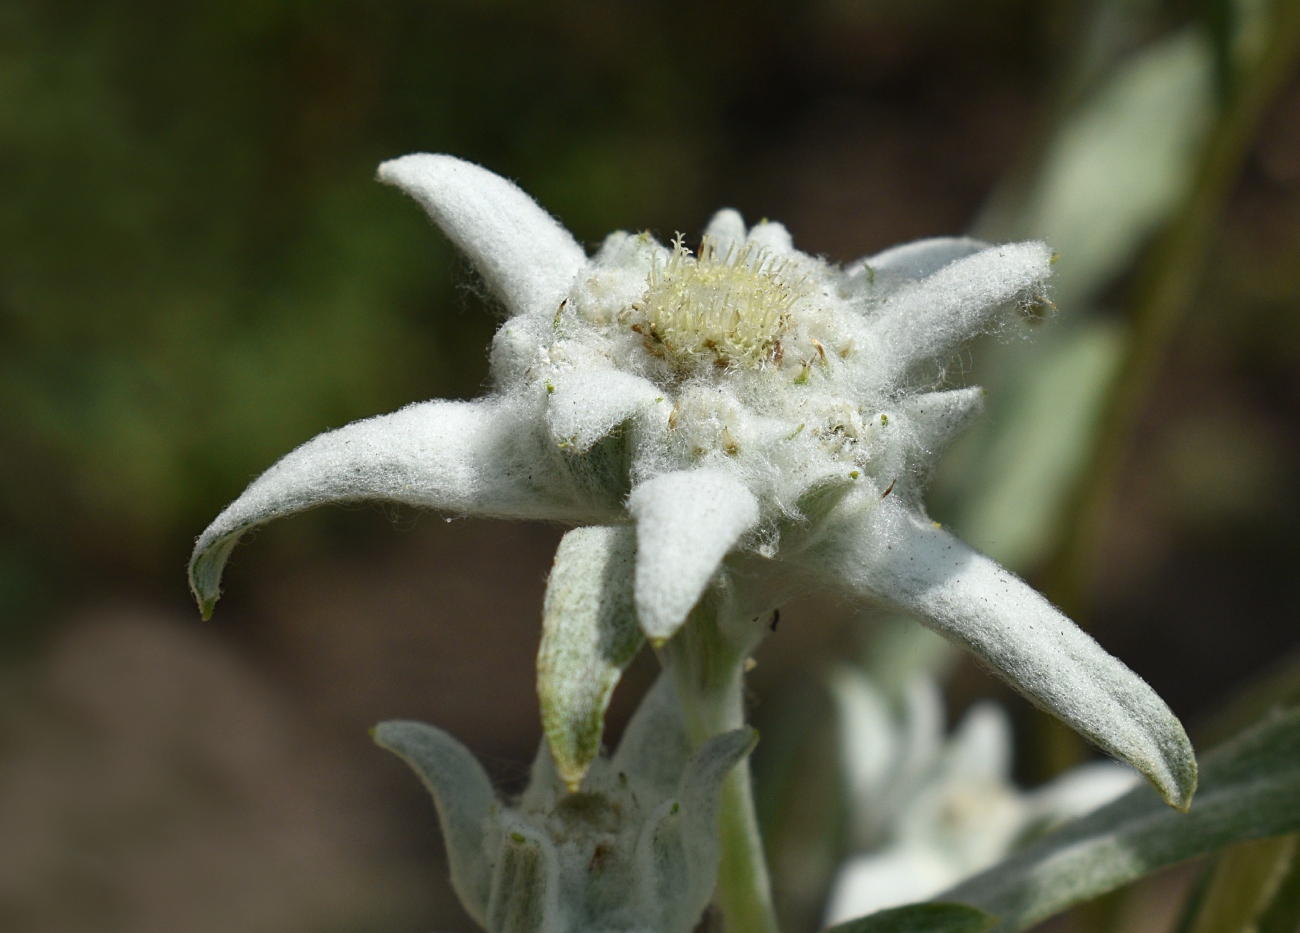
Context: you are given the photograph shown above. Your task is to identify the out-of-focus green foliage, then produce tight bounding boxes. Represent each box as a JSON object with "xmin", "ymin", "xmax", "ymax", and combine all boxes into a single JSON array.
[{"xmin": 825, "ymin": 903, "xmax": 996, "ymax": 933}]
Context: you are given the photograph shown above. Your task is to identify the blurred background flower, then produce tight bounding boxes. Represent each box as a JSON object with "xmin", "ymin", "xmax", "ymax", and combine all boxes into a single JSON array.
[{"xmin": 1, "ymin": 1, "xmax": 1299, "ymax": 932}]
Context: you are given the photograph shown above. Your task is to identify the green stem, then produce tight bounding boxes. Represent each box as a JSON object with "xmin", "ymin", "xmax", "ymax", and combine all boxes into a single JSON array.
[{"xmin": 657, "ymin": 598, "xmax": 779, "ymax": 933}]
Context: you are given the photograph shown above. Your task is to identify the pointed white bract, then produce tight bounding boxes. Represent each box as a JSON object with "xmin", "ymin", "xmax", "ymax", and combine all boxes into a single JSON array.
[
  {"xmin": 846, "ymin": 236, "xmax": 991, "ymax": 295},
  {"xmin": 189, "ymin": 398, "xmax": 579, "ymax": 618},
  {"xmin": 375, "ymin": 677, "xmax": 755, "ymax": 933},
  {"xmin": 812, "ymin": 498, "xmax": 1196, "ymax": 810},
  {"xmin": 628, "ymin": 469, "xmax": 760, "ymax": 643},
  {"xmin": 863, "ymin": 242, "xmax": 1054, "ymax": 389},
  {"xmin": 190, "ymin": 153, "xmax": 1195, "ymax": 817},
  {"xmin": 545, "ymin": 369, "xmax": 662, "ymax": 453},
  {"xmin": 823, "ymin": 672, "xmax": 1140, "ymax": 924},
  {"xmin": 378, "ymin": 154, "xmax": 586, "ymax": 318}
]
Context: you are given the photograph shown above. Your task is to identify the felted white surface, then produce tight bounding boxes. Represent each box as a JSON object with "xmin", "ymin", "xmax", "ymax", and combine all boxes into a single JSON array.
[
  {"xmin": 627, "ymin": 469, "xmax": 760, "ymax": 642},
  {"xmin": 544, "ymin": 369, "xmax": 662, "ymax": 452},
  {"xmin": 378, "ymin": 154, "xmax": 586, "ymax": 318},
  {"xmin": 864, "ymin": 242, "xmax": 1054, "ymax": 389},
  {"xmin": 813, "ymin": 497, "xmax": 1196, "ymax": 809},
  {"xmin": 189, "ymin": 398, "xmax": 580, "ymax": 617}
]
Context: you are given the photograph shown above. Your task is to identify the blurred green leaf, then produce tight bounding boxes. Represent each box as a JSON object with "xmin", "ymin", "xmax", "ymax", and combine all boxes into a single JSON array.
[
  {"xmin": 1183, "ymin": 836, "xmax": 1296, "ymax": 933},
  {"xmin": 1015, "ymin": 28, "xmax": 1214, "ymax": 308},
  {"xmin": 937, "ymin": 28, "xmax": 1214, "ymax": 573},
  {"xmin": 942, "ymin": 708, "xmax": 1300, "ymax": 932},
  {"xmin": 947, "ymin": 319, "xmax": 1125, "ymax": 570},
  {"xmin": 826, "ymin": 902, "xmax": 998, "ymax": 933},
  {"xmin": 1258, "ymin": 842, "xmax": 1300, "ymax": 933}
]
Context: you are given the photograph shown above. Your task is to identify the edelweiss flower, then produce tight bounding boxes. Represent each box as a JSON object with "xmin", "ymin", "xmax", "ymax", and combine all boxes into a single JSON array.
[
  {"xmin": 374, "ymin": 676, "xmax": 753, "ymax": 933},
  {"xmin": 822, "ymin": 669, "xmax": 1138, "ymax": 922},
  {"xmin": 188, "ymin": 154, "xmax": 1194, "ymax": 810}
]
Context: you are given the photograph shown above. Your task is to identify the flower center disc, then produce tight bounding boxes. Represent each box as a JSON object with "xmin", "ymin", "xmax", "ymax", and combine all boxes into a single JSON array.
[{"xmin": 632, "ymin": 234, "xmax": 800, "ymax": 371}]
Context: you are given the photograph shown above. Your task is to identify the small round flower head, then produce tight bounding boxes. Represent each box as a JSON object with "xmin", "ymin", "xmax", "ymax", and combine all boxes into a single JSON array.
[{"xmin": 189, "ymin": 154, "xmax": 1196, "ymax": 815}]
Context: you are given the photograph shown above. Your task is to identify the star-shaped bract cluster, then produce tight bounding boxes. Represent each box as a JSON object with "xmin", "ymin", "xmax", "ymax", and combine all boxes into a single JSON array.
[{"xmin": 189, "ymin": 154, "xmax": 1195, "ymax": 812}]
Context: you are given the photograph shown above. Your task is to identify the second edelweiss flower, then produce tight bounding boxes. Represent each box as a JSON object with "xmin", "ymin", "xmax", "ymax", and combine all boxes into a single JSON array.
[{"xmin": 188, "ymin": 154, "xmax": 1196, "ymax": 813}]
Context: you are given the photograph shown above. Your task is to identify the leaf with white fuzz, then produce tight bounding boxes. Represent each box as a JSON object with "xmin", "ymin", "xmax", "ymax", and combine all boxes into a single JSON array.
[
  {"xmin": 613, "ymin": 674, "xmax": 694, "ymax": 801},
  {"xmin": 810, "ymin": 499, "xmax": 1197, "ymax": 811},
  {"xmin": 902, "ymin": 387, "xmax": 986, "ymax": 460},
  {"xmin": 372, "ymin": 721, "xmax": 496, "ymax": 924},
  {"xmin": 627, "ymin": 469, "xmax": 760, "ymax": 643},
  {"xmin": 864, "ymin": 242, "xmax": 1054, "ymax": 388},
  {"xmin": 378, "ymin": 153, "xmax": 586, "ymax": 318},
  {"xmin": 486, "ymin": 821, "xmax": 561, "ymax": 933},
  {"xmin": 545, "ymin": 369, "xmax": 662, "ymax": 452},
  {"xmin": 898, "ymin": 387, "xmax": 987, "ymax": 495},
  {"xmin": 537, "ymin": 525, "xmax": 643, "ymax": 790},
  {"xmin": 637, "ymin": 728, "xmax": 759, "ymax": 931},
  {"xmin": 189, "ymin": 399, "xmax": 573, "ymax": 619}
]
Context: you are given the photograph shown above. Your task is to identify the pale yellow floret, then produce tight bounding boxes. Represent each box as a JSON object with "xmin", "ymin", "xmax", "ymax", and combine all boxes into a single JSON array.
[{"xmin": 628, "ymin": 234, "xmax": 804, "ymax": 371}]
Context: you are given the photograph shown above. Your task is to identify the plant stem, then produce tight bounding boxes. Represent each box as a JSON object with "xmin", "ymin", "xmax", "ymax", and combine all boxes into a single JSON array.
[{"xmin": 658, "ymin": 598, "xmax": 780, "ymax": 933}]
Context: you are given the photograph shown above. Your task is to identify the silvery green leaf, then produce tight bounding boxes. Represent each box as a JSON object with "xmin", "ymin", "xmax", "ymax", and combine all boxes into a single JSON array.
[
  {"xmin": 812, "ymin": 498, "xmax": 1196, "ymax": 810},
  {"xmin": 612, "ymin": 673, "xmax": 693, "ymax": 802},
  {"xmin": 372, "ymin": 720, "xmax": 496, "ymax": 924},
  {"xmin": 486, "ymin": 821, "xmax": 562, "ymax": 933},
  {"xmin": 636, "ymin": 728, "xmax": 759, "ymax": 933},
  {"xmin": 189, "ymin": 398, "xmax": 577, "ymax": 619},
  {"xmin": 863, "ymin": 243, "xmax": 1054, "ymax": 390},
  {"xmin": 943, "ymin": 709, "xmax": 1300, "ymax": 932},
  {"xmin": 825, "ymin": 902, "xmax": 998, "ymax": 933},
  {"xmin": 1258, "ymin": 838, "xmax": 1300, "ymax": 933},
  {"xmin": 537, "ymin": 525, "xmax": 643, "ymax": 790},
  {"xmin": 545, "ymin": 369, "xmax": 662, "ymax": 453},
  {"xmin": 627, "ymin": 469, "xmax": 760, "ymax": 644},
  {"xmin": 378, "ymin": 154, "xmax": 586, "ymax": 318}
]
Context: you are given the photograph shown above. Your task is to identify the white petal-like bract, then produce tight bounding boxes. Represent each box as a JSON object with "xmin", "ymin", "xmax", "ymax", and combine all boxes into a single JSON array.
[
  {"xmin": 378, "ymin": 154, "xmax": 586, "ymax": 318},
  {"xmin": 813, "ymin": 499, "xmax": 1196, "ymax": 810},
  {"xmin": 628, "ymin": 469, "xmax": 760, "ymax": 643},
  {"xmin": 189, "ymin": 399, "xmax": 581, "ymax": 617}
]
